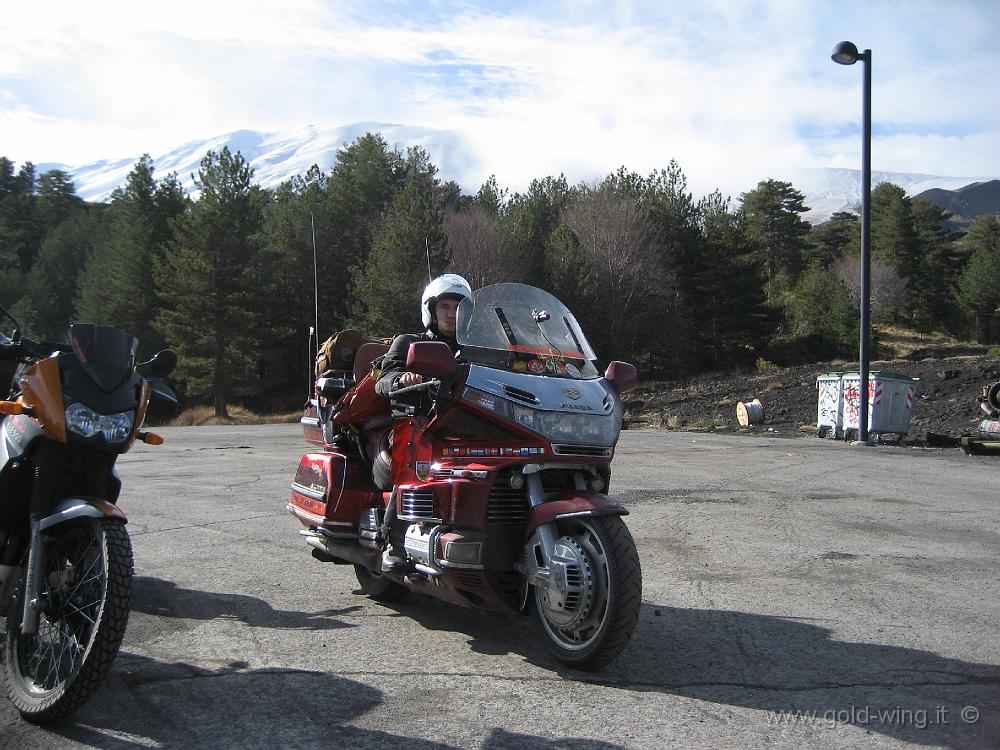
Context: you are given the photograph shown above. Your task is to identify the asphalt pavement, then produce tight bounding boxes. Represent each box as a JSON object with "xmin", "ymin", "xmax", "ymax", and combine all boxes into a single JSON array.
[{"xmin": 1, "ymin": 425, "xmax": 997, "ymax": 749}]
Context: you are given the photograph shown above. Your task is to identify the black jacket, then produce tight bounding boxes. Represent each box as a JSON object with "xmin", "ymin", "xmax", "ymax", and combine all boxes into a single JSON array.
[{"xmin": 374, "ymin": 331, "xmax": 459, "ymax": 412}]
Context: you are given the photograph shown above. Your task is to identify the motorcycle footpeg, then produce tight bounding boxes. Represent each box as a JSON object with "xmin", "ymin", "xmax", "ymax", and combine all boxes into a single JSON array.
[{"xmin": 381, "ymin": 560, "xmax": 414, "ymax": 575}]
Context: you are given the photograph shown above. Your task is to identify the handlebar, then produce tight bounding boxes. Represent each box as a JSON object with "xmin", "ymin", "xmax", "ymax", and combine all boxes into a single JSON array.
[
  {"xmin": 387, "ymin": 378, "xmax": 441, "ymax": 397},
  {"xmin": 0, "ymin": 336, "xmax": 50, "ymax": 363}
]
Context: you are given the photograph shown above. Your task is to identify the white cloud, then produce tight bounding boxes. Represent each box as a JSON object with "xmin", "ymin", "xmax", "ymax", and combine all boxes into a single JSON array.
[{"xmin": 3, "ymin": 1, "xmax": 998, "ymax": 195}]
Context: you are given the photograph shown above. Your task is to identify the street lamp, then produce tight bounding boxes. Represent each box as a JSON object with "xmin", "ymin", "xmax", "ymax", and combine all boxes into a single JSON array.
[{"xmin": 832, "ymin": 40, "xmax": 872, "ymax": 445}]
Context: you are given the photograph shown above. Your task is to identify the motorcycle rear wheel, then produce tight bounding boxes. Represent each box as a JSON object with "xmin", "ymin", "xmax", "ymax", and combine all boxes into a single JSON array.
[
  {"xmin": 529, "ymin": 515, "xmax": 641, "ymax": 670},
  {"xmin": 4, "ymin": 518, "xmax": 133, "ymax": 724},
  {"xmin": 354, "ymin": 564, "xmax": 409, "ymax": 602}
]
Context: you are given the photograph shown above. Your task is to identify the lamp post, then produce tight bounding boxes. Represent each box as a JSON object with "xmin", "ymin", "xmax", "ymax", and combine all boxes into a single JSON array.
[{"xmin": 832, "ymin": 40, "xmax": 872, "ymax": 444}]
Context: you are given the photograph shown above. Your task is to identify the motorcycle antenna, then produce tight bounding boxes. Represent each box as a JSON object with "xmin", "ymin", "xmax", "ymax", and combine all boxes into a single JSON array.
[
  {"xmin": 425, "ymin": 238, "xmax": 432, "ymax": 283},
  {"xmin": 306, "ymin": 326, "xmax": 314, "ymax": 401},
  {"xmin": 311, "ymin": 213, "xmax": 320, "ymax": 360}
]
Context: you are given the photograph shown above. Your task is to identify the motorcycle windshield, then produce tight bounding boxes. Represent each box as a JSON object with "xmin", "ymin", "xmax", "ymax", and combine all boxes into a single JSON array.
[
  {"xmin": 69, "ymin": 324, "xmax": 138, "ymax": 393},
  {"xmin": 456, "ymin": 283, "xmax": 599, "ymax": 379}
]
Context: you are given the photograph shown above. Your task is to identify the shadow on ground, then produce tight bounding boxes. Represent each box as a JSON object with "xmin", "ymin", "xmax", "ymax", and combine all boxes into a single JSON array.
[
  {"xmin": 40, "ymin": 654, "xmax": 623, "ymax": 750},
  {"xmin": 130, "ymin": 576, "xmax": 358, "ymax": 630},
  {"xmin": 378, "ymin": 595, "xmax": 1000, "ymax": 749},
  {"xmin": 14, "ymin": 580, "xmax": 995, "ymax": 749}
]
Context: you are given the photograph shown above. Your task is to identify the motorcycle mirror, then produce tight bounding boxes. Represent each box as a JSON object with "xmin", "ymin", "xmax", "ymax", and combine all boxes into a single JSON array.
[
  {"xmin": 605, "ymin": 361, "xmax": 639, "ymax": 393},
  {"xmin": 406, "ymin": 341, "xmax": 457, "ymax": 378},
  {"xmin": 148, "ymin": 349, "xmax": 178, "ymax": 378}
]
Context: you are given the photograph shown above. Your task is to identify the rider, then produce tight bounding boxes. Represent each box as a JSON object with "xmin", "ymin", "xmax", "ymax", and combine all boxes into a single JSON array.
[
  {"xmin": 374, "ymin": 273, "xmax": 470, "ymax": 400},
  {"xmin": 374, "ymin": 273, "xmax": 472, "ymax": 572}
]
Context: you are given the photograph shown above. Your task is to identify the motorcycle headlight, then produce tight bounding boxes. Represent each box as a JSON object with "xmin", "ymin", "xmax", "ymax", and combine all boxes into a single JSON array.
[
  {"xmin": 462, "ymin": 386, "xmax": 622, "ymax": 447},
  {"xmin": 66, "ymin": 402, "xmax": 135, "ymax": 442},
  {"xmin": 511, "ymin": 404, "xmax": 621, "ymax": 446}
]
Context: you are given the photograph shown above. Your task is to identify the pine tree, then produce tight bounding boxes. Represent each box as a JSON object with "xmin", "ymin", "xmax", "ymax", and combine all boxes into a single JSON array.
[
  {"xmin": 0, "ymin": 161, "xmax": 41, "ymax": 289},
  {"xmin": 696, "ymin": 191, "xmax": 777, "ymax": 367},
  {"xmin": 740, "ymin": 179, "xmax": 812, "ymax": 283},
  {"xmin": 35, "ymin": 169, "xmax": 83, "ymax": 230},
  {"xmin": 351, "ymin": 147, "xmax": 448, "ymax": 336},
  {"xmin": 260, "ymin": 166, "xmax": 337, "ymax": 395},
  {"xmin": 323, "ymin": 134, "xmax": 407, "ymax": 323},
  {"xmin": 868, "ymin": 183, "xmax": 954, "ymax": 329},
  {"xmin": 501, "ymin": 175, "xmax": 573, "ymax": 286},
  {"xmin": 641, "ymin": 161, "xmax": 704, "ymax": 372},
  {"xmin": 806, "ymin": 211, "xmax": 860, "ymax": 268},
  {"xmin": 790, "ymin": 265, "xmax": 859, "ymax": 358},
  {"xmin": 957, "ymin": 215, "xmax": 1000, "ymax": 341},
  {"xmin": 543, "ymin": 221, "xmax": 595, "ymax": 332},
  {"xmin": 912, "ymin": 198, "xmax": 961, "ymax": 329},
  {"xmin": 13, "ymin": 211, "xmax": 101, "ymax": 339},
  {"xmin": 76, "ymin": 155, "xmax": 185, "ymax": 355},
  {"xmin": 154, "ymin": 148, "xmax": 267, "ymax": 417}
]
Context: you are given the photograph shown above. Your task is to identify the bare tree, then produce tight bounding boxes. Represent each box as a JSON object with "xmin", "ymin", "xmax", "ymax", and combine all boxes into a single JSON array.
[
  {"xmin": 444, "ymin": 207, "xmax": 508, "ymax": 289},
  {"xmin": 833, "ymin": 256, "xmax": 908, "ymax": 321},
  {"xmin": 565, "ymin": 187, "xmax": 668, "ymax": 359}
]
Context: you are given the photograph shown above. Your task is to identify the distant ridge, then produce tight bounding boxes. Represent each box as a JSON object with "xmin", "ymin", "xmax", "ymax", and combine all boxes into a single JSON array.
[
  {"xmin": 784, "ymin": 167, "xmax": 995, "ymax": 224},
  {"xmin": 914, "ymin": 180, "xmax": 1000, "ymax": 225},
  {"xmin": 34, "ymin": 123, "xmax": 997, "ymax": 225},
  {"xmin": 37, "ymin": 123, "xmax": 479, "ymax": 204}
]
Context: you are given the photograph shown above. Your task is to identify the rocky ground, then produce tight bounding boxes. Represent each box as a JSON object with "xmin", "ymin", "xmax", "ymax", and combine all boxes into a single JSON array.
[{"xmin": 624, "ymin": 345, "xmax": 1000, "ymax": 448}]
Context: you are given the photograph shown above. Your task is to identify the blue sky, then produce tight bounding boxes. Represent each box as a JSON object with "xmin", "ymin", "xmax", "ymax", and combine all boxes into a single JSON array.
[{"xmin": 3, "ymin": 0, "xmax": 998, "ymax": 198}]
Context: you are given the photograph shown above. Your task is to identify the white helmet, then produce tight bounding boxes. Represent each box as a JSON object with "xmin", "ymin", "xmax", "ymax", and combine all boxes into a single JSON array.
[{"xmin": 421, "ymin": 273, "xmax": 472, "ymax": 332}]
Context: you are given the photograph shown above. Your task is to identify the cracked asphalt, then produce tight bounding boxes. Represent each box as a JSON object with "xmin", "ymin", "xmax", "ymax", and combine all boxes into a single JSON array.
[{"xmin": 2, "ymin": 425, "xmax": 998, "ymax": 749}]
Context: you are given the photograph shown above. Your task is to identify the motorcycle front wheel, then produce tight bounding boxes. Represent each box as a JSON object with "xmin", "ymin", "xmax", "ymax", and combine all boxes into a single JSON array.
[
  {"xmin": 4, "ymin": 517, "xmax": 133, "ymax": 724},
  {"xmin": 529, "ymin": 515, "xmax": 641, "ymax": 670},
  {"xmin": 354, "ymin": 564, "xmax": 409, "ymax": 602}
]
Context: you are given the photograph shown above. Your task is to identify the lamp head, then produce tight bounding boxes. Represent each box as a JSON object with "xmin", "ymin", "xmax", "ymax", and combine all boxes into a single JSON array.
[{"xmin": 831, "ymin": 41, "xmax": 861, "ymax": 65}]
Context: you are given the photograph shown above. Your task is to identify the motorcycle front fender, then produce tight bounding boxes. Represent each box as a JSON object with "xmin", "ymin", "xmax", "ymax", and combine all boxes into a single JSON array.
[
  {"xmin": 527, "ymin": 491, "xmax": 628, "ymax": 533},
  {"xmin": 38, "ymin": 497, "xmax": 128, "ymax": 531}
]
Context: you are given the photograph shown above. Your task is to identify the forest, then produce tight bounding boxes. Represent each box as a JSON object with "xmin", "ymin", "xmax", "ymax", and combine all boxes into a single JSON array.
[{"xmin": 2, "ymin": 132, "xmax": 1000, "ymax": 417}]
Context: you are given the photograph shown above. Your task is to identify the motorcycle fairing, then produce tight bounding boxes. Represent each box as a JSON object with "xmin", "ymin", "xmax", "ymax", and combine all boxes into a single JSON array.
[
  {"xmin": 61, "ymin": 352, "xmax": 144, "ymax": 416},
  {"xmin": 465, "ymin": 365, "xmax": 615, "ymax": 419},
  {"xmin": 2, "ymin": 413, "xmax": 43, "ymax": 465},
  {"xmin": 69, "ymin": 324, "xmax": 137, "ymax": 394},
  {"xmin": 17, "ymin": 357, "xmax": 66, "ymax": 443}
]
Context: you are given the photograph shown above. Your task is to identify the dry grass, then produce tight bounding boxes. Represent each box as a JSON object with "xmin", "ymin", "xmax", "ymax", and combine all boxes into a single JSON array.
[
  {"xmin": 876, "ymin": 323, "xmax": 973, "ymax": 358},
  {"xmin": 170, "ymin": 404, "xmax": 301, "ymax": 427}
]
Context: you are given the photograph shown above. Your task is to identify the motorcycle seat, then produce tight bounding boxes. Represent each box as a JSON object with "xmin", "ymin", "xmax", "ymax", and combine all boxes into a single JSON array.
[{"xmin": 354, "ymin": 342, "xmax": 390, "ymax": 383}]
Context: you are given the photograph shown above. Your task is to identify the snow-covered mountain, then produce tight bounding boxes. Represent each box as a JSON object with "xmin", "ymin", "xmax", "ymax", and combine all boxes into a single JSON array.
[
  {"xmin": 785, "ymin": 167, "xmax": 994, "ymax": 224},
  {"xmin": 37, "ymin": 122, "xmax": 479, "ymax": 204},
  {"xmin": 37, "ymin": 123, "xmax": 995, "ymax": 225}
]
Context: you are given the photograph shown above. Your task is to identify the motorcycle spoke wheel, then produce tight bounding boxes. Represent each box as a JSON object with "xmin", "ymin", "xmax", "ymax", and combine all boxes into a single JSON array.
[
  {"xmin": 4, "ymin": 518, "xmax": 133, "ymax": 724},
  {"xmin": 530, "ymin": 515, "xmax": 641, "ymax": 670}
]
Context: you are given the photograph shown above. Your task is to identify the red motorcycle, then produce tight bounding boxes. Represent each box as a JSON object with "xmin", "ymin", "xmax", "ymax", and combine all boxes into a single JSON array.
[{"xmin": 289, "ymin": 283, "xmax": 641, "ymax": 669}]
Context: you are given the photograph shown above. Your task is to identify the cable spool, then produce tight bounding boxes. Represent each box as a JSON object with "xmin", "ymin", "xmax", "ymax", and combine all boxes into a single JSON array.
[
  {"xmin": 736, "ymin": 398, "xmax": 764, "ymax": 427},
  {"xmin": 978, "ymin": 419, "xmax": 1000, "ymax": 439},
  {"xmin": 987, "ymin": 382, "xmax": 1000, "ymax": 412}
]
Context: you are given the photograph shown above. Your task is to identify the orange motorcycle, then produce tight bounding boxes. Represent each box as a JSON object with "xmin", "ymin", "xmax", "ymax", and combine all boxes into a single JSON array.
[{"xmin": 0, "ymin": 302, "xmax": 176, "ymax": 723}]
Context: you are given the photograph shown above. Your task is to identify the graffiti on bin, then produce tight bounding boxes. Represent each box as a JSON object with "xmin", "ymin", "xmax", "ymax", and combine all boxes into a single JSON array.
[
  {"xmin": 843, "ymin": 381, "xmax": 878, "ymax": 425},
  {"xmin": 818, "ymin": 382, "xmax": 840, "ymax": 426}
]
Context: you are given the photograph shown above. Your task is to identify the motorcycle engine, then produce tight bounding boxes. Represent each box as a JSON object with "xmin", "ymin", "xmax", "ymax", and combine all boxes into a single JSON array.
[{"xmin": 402, "ymin": 523, "xmax": 435, "ymax": 566}]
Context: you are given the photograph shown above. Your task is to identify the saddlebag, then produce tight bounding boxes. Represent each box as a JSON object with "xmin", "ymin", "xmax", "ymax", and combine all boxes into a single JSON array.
[{"xmin": 288, "ymin": 451, "xmax": 374, "ymax": 532}]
